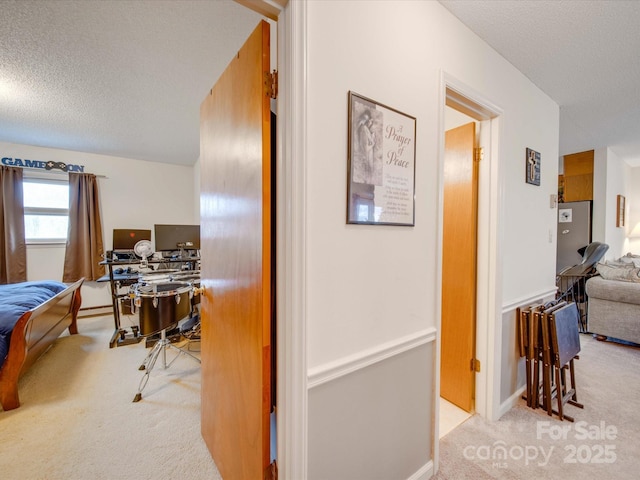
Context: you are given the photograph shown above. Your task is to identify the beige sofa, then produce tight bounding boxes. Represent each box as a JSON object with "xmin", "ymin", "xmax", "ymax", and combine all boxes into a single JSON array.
[{"xmin": 585, "ymin": 256, "xmax": 640, "ymax": 345}]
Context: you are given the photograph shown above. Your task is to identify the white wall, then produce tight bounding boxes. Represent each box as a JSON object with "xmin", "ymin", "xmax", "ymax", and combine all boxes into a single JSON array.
[
  {"xmin": 593, "ymin": 148, "xmax": 608, "ymax": 244},
  {"xmin": 445, "ymin": 106, "xmax": 476, "ymax": 131},
  {"xmin": 604, "ymin": 148, "xmax": 630, "ymax": 258},
  {"xmin": 592, "ymin": 147, "xmax": 633, "ymax": 259},
  {"xmin": 0, "ymin": 142, "xmax": 198, "ymax": 308},
  {"xmin": 193, "ymin": 157, "xmax": 201, "ymax": 219},
  {"xmin": 302, "ymin": 1, "xmax": 558, "ymax": 478},
  {"xmin": 627, "ymin": 167, "xmax": 640, "ymax": 253}
]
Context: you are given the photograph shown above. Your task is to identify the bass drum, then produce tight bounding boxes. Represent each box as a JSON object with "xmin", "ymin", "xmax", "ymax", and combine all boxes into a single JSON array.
[{"xmin": 134, "ymin": 282, "xmax": 192, "ymax": 336}]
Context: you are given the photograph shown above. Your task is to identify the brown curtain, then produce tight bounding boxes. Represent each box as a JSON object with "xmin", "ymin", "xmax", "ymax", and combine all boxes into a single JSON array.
[
  {"xmin": 63, "ymin": 173, "xmax": 105, "ymax": 282},
  {"xmin": 0, "ymin": 166, "xmax": 27, "ymax": 284}
]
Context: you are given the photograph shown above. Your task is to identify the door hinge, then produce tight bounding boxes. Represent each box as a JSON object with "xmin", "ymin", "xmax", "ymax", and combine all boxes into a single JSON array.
[
  {"xmin": 474, "ymin": 147, "xmax": 484, "ymax": 162},
  {"xmin": 264, "ymin": 461, "xmax": 278, "ymax": 480},
  {"xmin": 265, "ymin": 70, "xmax": 278, "ymax": 99},
  {"xmin": 471, "ymin": 358, "xmax": 481, "ymax": 372}
]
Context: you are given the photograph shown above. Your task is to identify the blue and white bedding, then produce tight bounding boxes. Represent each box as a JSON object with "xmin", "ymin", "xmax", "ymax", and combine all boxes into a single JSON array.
[{"xmin": 0, "ymin": 281, "xmax": 68, "ymax": 369}]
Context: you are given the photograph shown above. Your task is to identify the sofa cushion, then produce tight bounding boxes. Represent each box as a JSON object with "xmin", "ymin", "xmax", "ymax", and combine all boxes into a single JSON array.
[
  {"xmin": 595, "ymin": 261, "xmax": 640, "ymax": 283},
  {"xmin": 586, "ymin": 276, "xmax": 640, "ymax": 305},
  {"xmin": 618, "ymin": 252, "xmax": 640, "ymax": 268}
]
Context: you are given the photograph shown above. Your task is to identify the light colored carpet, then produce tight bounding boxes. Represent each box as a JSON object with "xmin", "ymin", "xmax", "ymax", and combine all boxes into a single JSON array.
[
  {"xmin": 3, "ymin": 315, "xmax": 638, "ymax": 479},
  {"xmin": 434, "ymin": 334, "xmax": 640, "ymax": 479},
  {"xmin": 0, "ymin": 315, "xmax": 221, "ymax": 480}
]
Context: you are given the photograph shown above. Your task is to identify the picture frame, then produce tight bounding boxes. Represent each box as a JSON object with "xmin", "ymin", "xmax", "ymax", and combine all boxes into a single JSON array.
[
  {"xmin": 346, "ymin": 91, "xmax": 416, "ymax": 226},
  {"xmin": 617, "ymin": 194, "xmax": 625, "ymax": 227},
  {"xmin": 525, "ymin": 148, "xmax": 541, "ymax": 186},
  {"xmin": 558, "ymin": 208, "xmax": 572, "ymax": 223}
]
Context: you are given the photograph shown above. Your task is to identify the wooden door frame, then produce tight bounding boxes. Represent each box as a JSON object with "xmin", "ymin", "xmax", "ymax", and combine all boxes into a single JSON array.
[
  {"xmin": 433, "ymin": 72, "xmax": 504, "ymax": 471},
  {"xmin": 275, "ymin": 2, "xmax": 308, "ymax": 479}
]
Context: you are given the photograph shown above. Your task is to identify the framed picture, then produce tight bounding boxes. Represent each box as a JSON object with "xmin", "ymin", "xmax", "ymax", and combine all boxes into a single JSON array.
[
  {"xmin": 347, "ymin": 91, "xmax": 416, "ymax": 226},
  {"xmin": 525, "ymin": 148, "xmax": 541, "ymax": 186},
  {"xmin": 617, "ymin": 194, "xmax": 625, "ymax": 227},
  {"xmin": 558, "ymin": 208, "xmax": 572, "ymax": 223}
]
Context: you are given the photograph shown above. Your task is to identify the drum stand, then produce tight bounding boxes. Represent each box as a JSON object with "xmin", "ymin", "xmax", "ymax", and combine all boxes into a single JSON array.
[{"xmin": 132, "ymin": 326, "xmax": 201, "ymax": 403}]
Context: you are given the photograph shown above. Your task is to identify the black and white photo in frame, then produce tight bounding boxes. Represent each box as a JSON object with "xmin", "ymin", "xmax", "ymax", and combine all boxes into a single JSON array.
[{"xmin": 347, "ymin": 91, "xmax": 416, "ymax": 226}]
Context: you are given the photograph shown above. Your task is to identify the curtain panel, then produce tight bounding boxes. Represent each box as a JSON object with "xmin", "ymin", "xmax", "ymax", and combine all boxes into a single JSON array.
[
  {"xmin": 63, "ymin": 173, "xmax": 105, "ymax": 282},
  {"xmin": 0, "ymin": 166, "xmax": 27, "ymax": 284}
]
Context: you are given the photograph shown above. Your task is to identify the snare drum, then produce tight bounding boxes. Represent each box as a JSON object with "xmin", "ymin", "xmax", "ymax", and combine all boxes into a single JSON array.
[
  {"xmin": 170, "ymin": 270, "xmax": 200, "ymax": 282},
  {"xmin": 139, "ymin": 269, "xmax": 180, "ymax": 285},
  {"xmin": 133, "ymin": 281, "xmax": 193, "ymax": 336}
]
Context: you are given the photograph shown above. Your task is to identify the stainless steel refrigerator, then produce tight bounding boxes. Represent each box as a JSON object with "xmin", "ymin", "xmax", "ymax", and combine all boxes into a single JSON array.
[{"xmin": 557, "ymin": 201, "xmax": 592, "ymax": 274}]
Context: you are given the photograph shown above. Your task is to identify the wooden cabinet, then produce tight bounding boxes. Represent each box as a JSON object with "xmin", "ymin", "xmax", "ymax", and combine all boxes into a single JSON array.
[{"xmin": 561, "ymin": 150, "xmax": 594, "ymax": 202}]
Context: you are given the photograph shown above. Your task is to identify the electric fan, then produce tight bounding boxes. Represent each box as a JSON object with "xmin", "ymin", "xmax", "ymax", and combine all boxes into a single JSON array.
[{"xmin": 133, "ymin": 239, "xmax": 154, "ymax": 271}]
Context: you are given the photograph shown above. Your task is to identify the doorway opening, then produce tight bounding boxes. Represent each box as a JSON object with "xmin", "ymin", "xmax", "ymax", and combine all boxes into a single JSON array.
[{"xmin": 439, "ymin": 84, "xmax": 500, "ymax": 437}]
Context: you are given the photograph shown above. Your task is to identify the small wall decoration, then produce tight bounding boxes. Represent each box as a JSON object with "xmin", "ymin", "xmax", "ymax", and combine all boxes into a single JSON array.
[
  {"xmin": 525, "ymin": 148, "xmax": 541, "ymax": 186},
  {"xmin": 1, "ymin": 156, "xmax": 85, "ymax": 173},
  {"xmin": 617, "ymin": 194, "xmax": 626, "ymax": 227},
  {"xmin": 347, "ymin": 91, "xmax": 416, "ymax": 226},
  {"xmin": 559, "ymin": 208, "xmax": 572, "ymax": 223}
]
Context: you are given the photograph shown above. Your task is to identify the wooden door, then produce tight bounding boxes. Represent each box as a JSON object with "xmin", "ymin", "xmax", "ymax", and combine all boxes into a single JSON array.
[
  {"xmin": 441, "ymin": 122, "xmax": 478, "ymax": 413},
  {"xmin": 199, "ymin": 21, "xmax": 273, "ymax": 479}
]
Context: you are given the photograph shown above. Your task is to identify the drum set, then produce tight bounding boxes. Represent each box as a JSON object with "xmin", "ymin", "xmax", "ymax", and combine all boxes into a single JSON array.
[
  {"xmin": 128, "ymin": 268, "xmax": 202, "ymax": 403},
  {"xmin": 131, "ymin": 270, "xmax": 201, "ymax": 336}
]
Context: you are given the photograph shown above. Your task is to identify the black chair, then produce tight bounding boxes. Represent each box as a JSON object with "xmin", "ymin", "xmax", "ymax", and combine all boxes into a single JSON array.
[
  {"xmin": 556, "ymin": 242, "xmax": 609, "ymax": 331},
  {"xmin": 579, "ymin": 241, "xmax": 609, "ymax": 269}
]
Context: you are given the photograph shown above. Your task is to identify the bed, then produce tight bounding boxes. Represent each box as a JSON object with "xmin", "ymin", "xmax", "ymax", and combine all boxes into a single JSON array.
[{"xmin": 0, "ymin": 278, "xmax": 83, "ymax": 411}]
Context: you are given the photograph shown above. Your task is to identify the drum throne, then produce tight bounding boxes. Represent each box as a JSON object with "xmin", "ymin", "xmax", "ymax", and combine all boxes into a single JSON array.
[{"xmin": 132, "ymin": 281, "xmax": 202, "ymax": 402}]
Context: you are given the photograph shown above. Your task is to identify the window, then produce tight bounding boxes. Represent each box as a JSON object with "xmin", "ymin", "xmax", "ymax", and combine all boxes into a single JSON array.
[{"xmin": 23, "ymin": 178, "xmax": 69, "ymax": 243}]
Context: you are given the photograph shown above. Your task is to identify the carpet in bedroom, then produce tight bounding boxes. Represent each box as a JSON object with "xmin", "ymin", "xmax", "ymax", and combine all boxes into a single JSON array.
[{"xmin": 0, "ymin": 314, "xmax": 220, "ymax": 480}]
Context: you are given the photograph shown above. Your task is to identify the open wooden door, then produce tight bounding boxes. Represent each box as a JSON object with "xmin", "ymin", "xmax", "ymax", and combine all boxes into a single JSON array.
[
  {"xmin": 440, "ymin": 122, "xmax": 478, "ymax": 413},
  {"xmin": 199, "ymin": 21, "xmax": 274, "ymax": 479}
]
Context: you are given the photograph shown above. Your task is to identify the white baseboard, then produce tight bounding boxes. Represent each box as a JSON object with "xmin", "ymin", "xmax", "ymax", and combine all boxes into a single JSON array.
[
  {"xmin": 307, "ymin": 327, "xmax": 437, "ymax": 389},
  {"xmin": 408, "ymin": 460, "xmax": 434, "ymax": 480},
  {"xmin": 78, "ymin": 305, "xmax": 112, "ymax": 318},
  {"xmin": 500, "ymin": 384, "xmax": 526, "ymax": 418}
]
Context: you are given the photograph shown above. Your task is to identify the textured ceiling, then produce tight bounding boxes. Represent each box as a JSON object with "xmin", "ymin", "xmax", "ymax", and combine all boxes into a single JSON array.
[
  {"xmin": 0, "ymin": 0, "xmax": 262, "ymax": 165},
  {"xmin": 440, "ymin": 0, "xmax": 640, "ymax": 166},
  {"xmin": 3, "ymin": 1, "xmax": 640, "ymax": 167}
]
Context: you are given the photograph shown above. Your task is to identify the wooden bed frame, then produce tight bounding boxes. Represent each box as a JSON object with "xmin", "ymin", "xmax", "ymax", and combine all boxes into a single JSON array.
[{"xmin": 0, "ymin": 278, "xmax": 84, "ymax": 411}]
